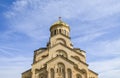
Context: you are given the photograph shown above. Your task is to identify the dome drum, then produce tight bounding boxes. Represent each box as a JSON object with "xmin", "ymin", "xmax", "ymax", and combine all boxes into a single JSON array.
[{"xmin": 50, "ymin": 20, "xmax": 70, "ymax": 37}]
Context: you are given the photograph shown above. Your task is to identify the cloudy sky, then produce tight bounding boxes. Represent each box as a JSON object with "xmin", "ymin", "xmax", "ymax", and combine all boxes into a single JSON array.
[{"xmin": 0, "ymin": 0, "xmax": 120, "ymax": 78}]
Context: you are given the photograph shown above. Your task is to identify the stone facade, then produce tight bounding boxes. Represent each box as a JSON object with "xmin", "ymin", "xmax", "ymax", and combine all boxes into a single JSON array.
[{"xmin": 22, "ymin": 18, "xmax": 98, "ymax": 78}]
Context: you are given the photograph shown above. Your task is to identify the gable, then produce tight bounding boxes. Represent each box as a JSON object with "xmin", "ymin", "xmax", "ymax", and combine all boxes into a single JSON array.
[{"xmin": 46, "ymin": 55, "xmax": 76, "ymax": 69}]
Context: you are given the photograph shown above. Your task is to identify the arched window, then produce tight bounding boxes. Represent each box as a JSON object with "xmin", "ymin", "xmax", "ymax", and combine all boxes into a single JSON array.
[
  {"xmin": 50, "ymin": 68, "xmax": 54, "ymax": 78},
  {"xmin": 50, "ymin": 31, "xmax": 54, "ymax": 36},
  {"xmin": 67, "ymin": 69, "xmax": 72, "ymax": 78},
  {"xmin": 57, "ymin": 63, "xmax": 65, "ymax": 78},
  {"xmin": 59, "ymin": 29, "xmax": 62, "ymax": 33},
  {"xmin": 76, "ymin": 74, "xmax": 82, "ymax": 78},
  {"xmin": 54, "ymin": 30, "xmax": 57, "ymax": 35},
  {"xmin": 81, "ymin": 69, "xmax": 87, "ymax": 78},
  {"xmin": 39, "ymin": 74, "xmax": 45, "ymax": 78}
]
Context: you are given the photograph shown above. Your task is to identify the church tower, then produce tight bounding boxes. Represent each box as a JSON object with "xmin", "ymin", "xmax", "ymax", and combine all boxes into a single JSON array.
[
  {"xmin": 22, "ymin": 18, "xmax": 98, "ymax": 78},
  {"xmin": 48, "ymin": 17, "xmax": 73, "ymax": 48}
]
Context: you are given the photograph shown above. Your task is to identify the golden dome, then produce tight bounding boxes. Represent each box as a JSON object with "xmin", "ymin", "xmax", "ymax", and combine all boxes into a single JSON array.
[
  {"xmin": 52, "ymin": 20, "xmax": 69, "ymax": 27},
  {"xmin": 50, "ymin": 17, "xmax": 70, "ymax": 31}
]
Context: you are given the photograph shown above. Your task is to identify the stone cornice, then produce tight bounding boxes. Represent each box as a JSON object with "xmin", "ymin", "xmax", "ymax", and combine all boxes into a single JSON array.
[
  {"xmin": 89, "ymin": 69, "xmax": 98, "ymax": 75},
  {"xmin": 34, "ymin": 48, "xmax": 48, "ymax": 57},
  {"xmin": 74, "ymin": 66, "xmax": 86, "ymax": 74},
  {"xmin": 34, "ymin": 48, "xmax": 47, "ymax": 53},
  {"xmin": 74, "ymin": 48, "xmax": 86, "ymax": 53},
  {"xmin": 22, "ymin": 69, "xmax": 31, "ymax": 74},
  {"xmin": 71, "ymin": 56, "xmax": 88, "ymax": 66}
]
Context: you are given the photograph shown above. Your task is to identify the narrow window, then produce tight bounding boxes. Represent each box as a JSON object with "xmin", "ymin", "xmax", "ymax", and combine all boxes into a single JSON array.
[
  {"xmin": 50, "ymin": 68, "xmax": 54, "ymax": 78},
  {"xmin": 57, "ymin": 68, "xmax": 58, "ymax": 73},
  {"xmin": 54, "ymin": 30, "xmax": 56, "ymax": 35},
  {"xmin": 67, "ymin": 69, "xmax": 72, "ymax": 78},
  {"xmin": 58, "ymin": 63, "xmax": 65, "ymax": 78},
  {"xmin": 59, "ymin": 29, "xmax": 61, "ymax": 33},
  {"xmin": 51, "ymin": 31, "xmax": 53, "ymax": 36}
]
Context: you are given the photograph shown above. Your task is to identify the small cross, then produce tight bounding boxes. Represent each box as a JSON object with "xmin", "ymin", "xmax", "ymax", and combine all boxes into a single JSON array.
[{"xmin": 59, "ymin": 17, "xmax": 62, "ymax": 21}]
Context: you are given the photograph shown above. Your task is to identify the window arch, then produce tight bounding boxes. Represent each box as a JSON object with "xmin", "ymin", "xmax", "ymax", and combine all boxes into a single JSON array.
[
  {"xmin": 76, "ymin": 74, "xmax": 82, "ymax": 78},
  {"xmin": 56, "ymin": 50, "xmax": 67, "ymax": 58},
  {"xmin": 57, "ymin": 63, "xmax": 65, "ymax": 78},
  {"xmin": 59, "ymin": 29, "xmax": 62, "ymax": 33},
  {"xmin": 54, "ymin": 30, "xmax": 57, "ymax": 35},
  {"xmin": 39, "ymin": 73, "xmax": 46, "ymax": 78},
  {"xmin": 56, "ymin": 38, "xmax": 66, "ymax": 45},
  {"xmin": 67, "ymin": 69, "xmax": 72, "ymax": 78},
  {"xmin": 81, "ymin": 69, "xmax": 87, "ymax": 78},
  {"xmin": 50, "ymin": 68, "xmax": 54, "ymax": 78}
]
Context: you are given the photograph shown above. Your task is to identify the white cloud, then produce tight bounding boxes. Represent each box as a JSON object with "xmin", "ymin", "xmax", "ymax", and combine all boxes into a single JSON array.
[
  {"xmin": 89, "ymin": 57, "xmax": 120, "ymax": 78},
  {"xmin": 0, "ymin": 56, "xmax": 32, "ymax": 78},
  {"xmin": 100, "ymin": 69, "xmax": 120, "ymax": 78},
  {"xmin": 0, "ymin": 46, "xmax": 21, "ymax": 57},
  {"xmin": 87, "ymin": 38, "xmax": 120, "ymax": 57},
  {"xmin": 72, "ymin": 31, "xmax": 107, "ymax": 43}
]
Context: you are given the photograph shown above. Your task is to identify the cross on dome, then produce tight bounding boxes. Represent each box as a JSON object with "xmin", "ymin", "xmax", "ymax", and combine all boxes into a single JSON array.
[{"xmin": 59, "ymin": 17, "xmax": 62, "ymax": 21}]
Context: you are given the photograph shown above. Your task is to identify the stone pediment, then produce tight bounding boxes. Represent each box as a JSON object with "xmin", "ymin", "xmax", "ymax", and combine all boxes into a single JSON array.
[{"xmin": 46, "ymin": 55, "xmax": 76, "ymax": 67}]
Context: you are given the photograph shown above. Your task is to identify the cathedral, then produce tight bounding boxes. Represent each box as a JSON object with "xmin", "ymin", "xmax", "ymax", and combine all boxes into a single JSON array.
[{"xmin": 22, "ymin": 18, "xmax": 98, "ymax": 78}]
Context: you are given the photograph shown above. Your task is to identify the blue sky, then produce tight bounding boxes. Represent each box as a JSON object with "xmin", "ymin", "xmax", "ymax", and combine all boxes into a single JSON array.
[{"xmin": 0, "ymin": 0, "xmax": 120, "ymax": 78}]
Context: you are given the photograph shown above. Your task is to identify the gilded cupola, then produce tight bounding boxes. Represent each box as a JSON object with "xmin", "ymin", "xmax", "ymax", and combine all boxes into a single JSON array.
[{"xmin": 50, "ymin": 17, "xmax": 70, "ymax": 37}]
